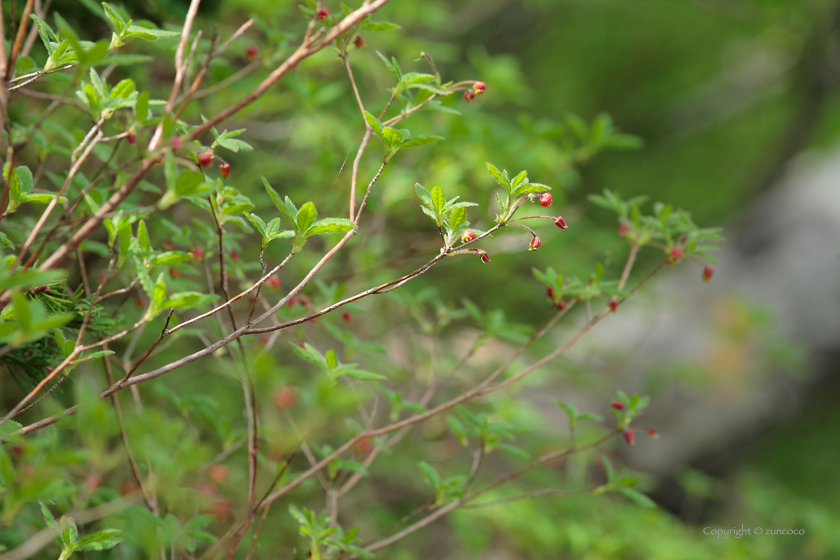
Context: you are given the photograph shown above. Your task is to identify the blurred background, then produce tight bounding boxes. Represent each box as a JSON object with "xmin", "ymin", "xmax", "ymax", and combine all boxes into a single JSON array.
[{"xmin": 4, "ymin": 0, "xmax": 840, "ymax": 558}]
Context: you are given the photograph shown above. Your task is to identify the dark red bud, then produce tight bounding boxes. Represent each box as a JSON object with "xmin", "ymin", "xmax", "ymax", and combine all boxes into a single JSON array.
[
  {"xmin": 618, "ymin": 223, "xmax": 629, "ymax": 236},
  {"xmin": 171, "ymin": 137, "xmax": 182, "ymax": 151},
  {"xmin": 220, "ymin": 163, "xmax": 231, "ymax": 179},
  {"xmin": 608, "ymin": 298, "xmax": 617, "ymax": 313},
  {"xmin": 191, "ymin": 247, "xmax": 204, "ymax": 261},
  {"xmin": 169, "ymin": 268, "xmax": 181, "ymax": 280},
  {"xmin": 267, "ymin": 276, "xmax": 281, "ymax": 290},
  {"xmin": 623, "ymin": 430, "xmax": 635, "ymax": 445},
  {"xmin": 198, "ymin": 151, "xmax": 213, "ymax": 167},
  {"xmin": 546, "ymin": 286, "xmax": 554, "ymax": 299},
  {"xmin": 539, "ymin": 193, "xmax": 552, "ymax": 207},
  {"xmin": 245, "ymin": 45, "xmax": 258, "ymax": 60},
  {"xmin": 473, "ymin": 81, "xmax": 486, "ymax": 95},
  {"xmin": 611, "ymin": 400, "xmax": 625, "ymax": 411},
  {"xmin": 342, "ymin": 311, "xmax": 351, "ymax": 322},
  {"xmin": 702, "ymin": 266, "xmax": 714, "ymax": 282},
  {"xmin": 316, "ymin": 8, "xmax": 329, "ymax": 20},
  {"xmin": 529, "ymin": 236, "xmax": 541, "ymax": 251},
  {"xmin": 463, "ymin": 91, "xmax": 476, "ymax": 103},
  {"xmin": 354, "ymin": 36, "xmax": 365, "ymax": 48},
  {"xmin": 127, "ymin": 133, "xmax": 136, "ymax": 145},
  {"xmin": 229, "ymin": 250, "xmax": 239, "ymax": 262},
  {"xmin": 555, "ymin": 216, "xmax": 568, "ymax": 229},
  {"xmin": 461, "ymin": 230, "xmax": 477, "ymax": 243},
  {"xmin": 647, "ymin": 428, "xmax": 660, "ymax": 439},
  {"xmin": 555, "ymin": 299, "xmax": 567, "ymax": 310},
  {"xmin": 480, "ymin": 252, "xmax": 490, "ymax": 263},
  {"xmin": 668, "ymin": 246, "xmax": 683, "ymax": 264}
]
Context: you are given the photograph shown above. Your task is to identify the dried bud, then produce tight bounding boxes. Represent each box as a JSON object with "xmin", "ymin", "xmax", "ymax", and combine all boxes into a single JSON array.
[
  {"xmin": 354, "ymin": 36, "xmax": 365, "ymax": 48},
  {"xmin": 220, "ymin": 163, "xmax": 231, "ymax": 179},
  {"xmin": 198, "ymin": 151, "xmax": 213, "ymax": 167},
  {"xmin": 127, "ymin": 133, "xmax": 136, "ymax": 145},
  {"xmin": 171, "ymin": 137, "xmax": 182, "ymax": 151},
  {"xmin": 473, "ymin": 81, "xmax": 486, "ymax": 95},
  {"xmin": 229, "ymin": 250, "xmax": 239, "ymax": 262},
  {"xmin": 461, "ymin": 230, "xmax": 477, "ymax": 243},
  {"xmin": 668, "ymin": 246, "xmax": 683, "ymax": 264},
  {"xmin": 611, "ymin": 400, "xmax": 625, "ymax": 411},
  {"xmin": 342, "ymin": 311, "xmax": 351, "ymax": 322},
  {"xmin": 316, "ymin": 7, "xmax": 329, "ymax": 20},
  {"xmin": 190, "ymin": 247, "xmax": 204, "ymax": 261},
  {"xmin": 267, "ymin": 276, "xmax": 281, "ymax": 290},
  {"xmin": 529, "ymin": 236, "xmax": 542, "ymax": 251},
  {"xmin": 618, "ymin": 223, "xmax": 629, "ymax": 236},
  {"xmin": 480, "ymin": 252, "xmax": 490, "ymax": 263},
  {"xmin": 208, "ymin": 464, "xmax": 229, "ymax": 486},
  {"xmin": 623, "ymin": 430, "xmax": 635, "ymax": 445},
  {"xmin": 554, "ymin": 216, "xmax": 568, "ymax": 229},
  {"xmin": 245, "ymin": 45, "xmax": 258, "ymax": 60},
  {"xmin": 539, "ymin": 193, "xmax": 552, "ymax": 207},
  {"xmin": 646, "ymin": 428, "xmax": 660, "ymax": 439},
  {"xmin": 608, "ymin": 298, "xmax": 618, "ymax": 313},
  {"xmin": 463, "ymin": 91, "xmax": 476, "ymax": 103},
  {"xmin": 702, "ymin": 266, "xmax": 714, "ymax": 282}
]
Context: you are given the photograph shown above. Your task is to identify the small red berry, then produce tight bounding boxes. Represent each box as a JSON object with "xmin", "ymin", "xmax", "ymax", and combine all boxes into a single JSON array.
[
  {"xmin": 623, "ymin": 430, "xmax": 635, "ymax": 445},
  {"xmin": 316, "ymin": 7, "xmax": 329, "ymax": 20},
  {"xmin": 480, "ymin": 252, "xmax": 490, "ymax": 263},
  {"xmin": 461, "ymin": 230, "xmax": 476, "ymax": 243},
  {"xmin": 273, "ymin": 386, "xmax": 297, "ymax": 410},
  {"xmin": 169, "ymin": 268, "xmax": 181, "ymax": 280},
  {"xmin": 127, "ymin": 133, "xmax": 136, "ymax": 145},
  {"xmin": 546, "ymin": 286, "xmax": 554, "ymax": 299},
  {"xmin": 342, "ymin": 311, "xmax": 351, "ymax": 322},
  {"xmin": 171, "ymin": 137, "xmax": 182, "ymax": 151},
  {"xmin": 618, "ymin": 223, "xmax": 629, "ymax": 236},
  {"xmin": 611, "ymin": 400, "xmax": 625, "ymax": 411},
  {"xmin": 245, "ymin": 45, "xmax": 258, "ymax": 60},
  {"xmin": 529, "ymin": 236, "xmax": 541, "ymax": 251},
  {"xmin": 191, "ymin": 247, "xmax": 204, "ymax": 261},
  {"xmin": 208, "ymin": 464, "xmax": 229, "ymax": 486},
  {"xmin": 229, "ymin": 250, "xmax": 239, "ymax": 262},
  {"xmin": 220, "ymin": 163, "xmax": 231, "ymax": 179},
  {"xmin": 668, "ymin": 246, "xmax": 683, "ymax": 264},
  {"xmin": 539, "ymin": 193, "xmax": 552, "ymax": 207},
  {"xmin": 198, "ymin": 151, "xmax": 213, "ymax": 167},
  {"xmin": 463, "ymin": 91, "xmax": 476, "ymax": 103},
  {"xmin": 267, "ymin": 276, "xmax": 281, "ymax": 290},
  {"xmin": 608, "ymin": 298, "xmax": 618, "ymax": 313},
  {"xmin": 647, "ymin": 428, "xmax": 660, "ymax": 439},
  {"xmin": 554, "ymin": 216, "xmax": 568, "ymax": 229},
  {"xmin": 702, "ymin": 266, "xmax": 714, "ymax": 282},
  {"xmin": 354, "ymin": 36, "xmax": 365, "ymax": 48},
  {"xmin": 473, "ymin": 81, "xmax": 486, "ymax": 95}
]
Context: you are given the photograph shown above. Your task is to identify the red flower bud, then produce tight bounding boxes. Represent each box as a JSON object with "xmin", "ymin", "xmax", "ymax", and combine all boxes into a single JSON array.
[
  {"xmin": 171, "ymin": 137, "xmax": 182, "ymax": 151},
  {"xmin": 555, "ymin": 299, "xmax": 567, "ymax": 310},
  {"xmin": 546, "ymin": 286, "xmax": 554, "ymax": 299},
  {"xmin": 647, "ymin": 428, "xmax": 660, "ymax": 439},
  {"xmin": 127, "ymin": 133, "xmax": 136, "ymax": 145},
  {"xmin": 169, "ymin": 268, "xmax": 181, "ymax": 280},
  {"xmin": 529, "ymin": 236, "xmax": 541, "ymax": 251},
  {"xmin": 220, "ymin": 163, "xmax": 231, "ymax": 179},
  {"xmin": 611, "ymin": 400, "xmax": 625, "ymax": 411},
  {"xmin": 473, "ymin": 81, "xmax": 486, "ymax": 95},
  {"xmin": 623, "ymin": 430, "xmax": 635, "ymax": 445},
  {"xmin": 163, "ymin": 241, "xmax": 175, "ymax": 250},
  {"xmin": 316, "ymin": 8, "xmax": 329, "ymax": 20},
  {"xmin": 198, "ymin": 151, "xmax": 213, "ymax": 167},
  {"xmin": 480, "ymin": 252, "xmax": 490, "ymax": 263},
  {"xmin": 267, "ymin": 276, "xmax": 281, "ymax": 290},
  {"xmin": 190, "ymin": 247, "xmax": 204, "ymax": 261},
  {"xmin": 554, "ymin": 216, "xmax": 568, "ymax": 229},
  {"xmin": 273, "ymin": 386, "xmax": 297, "ymax": 410},
  {"xmin": 354, "ymin": 36, "xmax": 365, "ymax": 48},
  {"xmin": 668, "ymin": 246, "xmax": 683, "ymax": 264},
  {"xmin": 609, "ymin": 298, "xmax": 617, "ymax": 313},
  {"xmin": 539, "ymin": 193, "xmax": 552, "ymax": 207},
  {"xmin": 461, "ymin": 230, "xmax": 476, "ymax": 243},
  {"xmin": 342, "ymin": 311, "xmax": 351, "ymax": 322},
  {"xmin": 618, "ymin": 223, "xmax": 629, "ymax": 236},
  {"xmin": 245, "ymin": 45, "xmax": 258, "ymax": 60},
  {"xmin": 463, "ymin": 91, "xmax": 476, "ymax": 103},
  {"xmin": 702, "ymin": 266, "xmax": 714, "ymax": 282},
  {"xmin": 229, "ymin": 250, "xmax": 239, "ymax": 262}
]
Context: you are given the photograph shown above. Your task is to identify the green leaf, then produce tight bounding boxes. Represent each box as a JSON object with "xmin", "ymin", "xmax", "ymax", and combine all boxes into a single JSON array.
[
  {"xmin": 149, "ymin": 251, "xmax": 192, "ymax": 266},
  {"xmin": 124, "ymin": 25, "xmax": 180, "ymax": 41},
  {"xmin": 305, "ymin": 218, "xmax": 356, "ymax": 236},
  {"xmin": 135, "ymin": 90, "xmax": 149, "ymax": 122},
  {"xmin": 161, "ymin": 292, "xmax": 217, "ymax": 309},
  {"xmin": 0, "ymin": 421, "xmax": 22, "ymax": 439},
  {"xmin": 290, "ymin": 342, "xmax": 328, "ymax": 371},
  {"xmin": 619, "ymin": 487, "xmax": 656, "ymax": 508},
  {"xmin": 136, "ymin": 219, "xmax": 151, "ymax": 252},
  {"xmin": 486, "ymin": 162, "xmax": 511, "ymax": 192},
  {"xmin": 363, "ymin": 111, "xmax": 383, "ymax": 136},
  {"xmin": 416, "ymin": 462, "xmax": 440, "ymax": 489},
  {"xmin": 335, "ymin": 366, "xmax": 386, "ymax": 381},
  {"xmin": 297, "ymin": 202, "xmax": 317, "ymax": 234},
  {"xmin": 414, "ymin": 183, "xmax": 432, "ymax": 208},
  {"xmin": 381, "ymin": 127, "xmax": 404, "ymax": 149},
  {"xmin": 430, "ymin": 186, "xmax": 445, "ymax": 216},
  {"xmin": 450, "ymin": 206, "xmax": 466, "ymax": 230},
  {"xmin": 101, "ymin": 3, "xmax": 126, "ymax": 33},
  {"xmin": 40, "ymin": 502, "xmax": 58, "ymax": 530},
  {"xmin": 73, "ymin": 529, "xmax": 123, "ymax": 551},
  {"xmin": 398, "ymin": 135, "xmax": 443, "ymax": 149}
]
